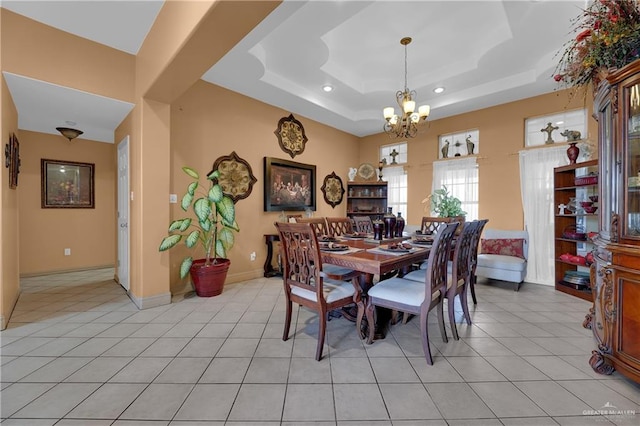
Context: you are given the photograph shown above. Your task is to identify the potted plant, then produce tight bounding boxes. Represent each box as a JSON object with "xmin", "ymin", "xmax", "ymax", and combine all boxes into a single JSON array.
[
  {"xmin": 159, "ymin": 166, "xmax": 238, "ymax": 297},
  {"xmin": 423, "ymin": 185, "xmax": 466, "ymax": 218}
]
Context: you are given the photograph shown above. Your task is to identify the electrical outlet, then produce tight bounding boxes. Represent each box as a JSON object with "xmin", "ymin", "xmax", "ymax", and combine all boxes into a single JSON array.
[
  {"xmin": 250, "ymin": 252, "xmax": 256, "ymax": 261},
  {"xmin": 64, "ymin": 248, "xmax": 71, "ymax": 256}
]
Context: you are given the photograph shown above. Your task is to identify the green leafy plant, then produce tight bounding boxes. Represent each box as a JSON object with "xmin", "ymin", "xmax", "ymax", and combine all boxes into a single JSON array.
[
  {"xmin": 424, "ymin": 185, "xmax": 466, "ymax": 218},
  {"xmin": 159, "ymin": 166, "xmax": 239, "ymax": 278}
]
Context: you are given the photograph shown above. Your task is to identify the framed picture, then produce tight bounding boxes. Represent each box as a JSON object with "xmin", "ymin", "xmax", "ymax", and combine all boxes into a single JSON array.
[
  {"xmin": 41, "ymin": 159, "xmax": 95, "ymax": 208},
  {"xmin": 5, "ymin": 132, "xmax": 20, "ymax": 189},
  {"xmin": 264, "ymin": 157, "xmax": 316, "ymax": 212}
]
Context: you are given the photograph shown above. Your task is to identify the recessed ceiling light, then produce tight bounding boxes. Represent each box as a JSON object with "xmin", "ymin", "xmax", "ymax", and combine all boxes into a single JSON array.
[
  {"xmin": 322, "ymin": 84, "xmax": 333, "ymax": 92},
  {"xmin": 434, "ymin": 87, "xmax": 445, "ymax": 94},
  {"xmin": 556, "ymin": 121, "xmax": 564, "ymax": 125}
]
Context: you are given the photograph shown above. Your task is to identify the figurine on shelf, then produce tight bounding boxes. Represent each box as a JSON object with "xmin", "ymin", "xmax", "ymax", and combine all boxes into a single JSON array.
[
  {"xmin": 441, "ymin": 140, "xmax": 449, "ymax": 158},
  {"xmin": 541, "ymin": 122, "xmax": 559, "ymax": 144},
  {"xmin": 558, "ymin": 203, "xmax": 568, "ymax": 215},
  {"xmin": 348, "ymin": 167, "xmax": 357, "ymax": 182}
]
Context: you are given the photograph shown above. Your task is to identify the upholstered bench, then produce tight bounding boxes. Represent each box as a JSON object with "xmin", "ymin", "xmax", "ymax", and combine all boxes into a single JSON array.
[{"xmin": 475, "ymin": 229, "xmax": 528, "ymax": 291}]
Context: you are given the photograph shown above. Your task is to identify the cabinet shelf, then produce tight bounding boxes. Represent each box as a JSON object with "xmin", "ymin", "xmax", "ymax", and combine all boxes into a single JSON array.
[
  {"xmin": 554, "ymin": 159, "xmax": 597, "ymax": 302},
  {"xmin": 346, "ymin": 181, "xmax": 388, "ymax": 220}
]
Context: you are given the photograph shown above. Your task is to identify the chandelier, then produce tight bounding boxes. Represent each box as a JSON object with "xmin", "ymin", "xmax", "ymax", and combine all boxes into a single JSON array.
[{"xmin": 383, "ymin": 37, "xmax": 430, "ymax": 138}]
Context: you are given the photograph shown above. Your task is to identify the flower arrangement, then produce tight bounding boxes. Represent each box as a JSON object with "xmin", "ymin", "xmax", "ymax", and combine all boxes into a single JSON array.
[{"xmin": 554, "ymin": 0, "xmax": 640, "ymax": 88}]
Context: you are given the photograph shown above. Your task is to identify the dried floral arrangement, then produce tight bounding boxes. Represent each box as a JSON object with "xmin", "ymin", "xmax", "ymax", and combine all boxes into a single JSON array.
[{"xmin": 554, "ymin": 0, "xmax": 640, "ymax": 88}]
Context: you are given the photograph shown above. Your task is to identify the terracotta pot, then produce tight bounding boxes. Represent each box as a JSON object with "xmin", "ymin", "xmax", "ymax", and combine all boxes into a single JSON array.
[
  {"xmin": 189, "ymin": 258, "xmax": 230, "ymax": 297},
  {"xmin": 567, "ymin": 142, "xmax": 580, "ymax": 165}
]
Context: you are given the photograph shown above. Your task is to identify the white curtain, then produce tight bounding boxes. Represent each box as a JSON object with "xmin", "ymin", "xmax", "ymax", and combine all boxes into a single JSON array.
[
  {"xmin": 518, "ymin": 146, "xmax": 567, "ymax": 285},
  {"xmin": 432, "ymin": 157, "xmax": 478, "ymax": 220},
  {"xmin": 385, "ymin": 165, "xmax": 407, "ymax": 217}
]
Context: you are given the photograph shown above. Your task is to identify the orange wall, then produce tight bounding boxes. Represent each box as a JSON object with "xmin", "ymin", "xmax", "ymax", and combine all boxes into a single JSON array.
[
  {"xmin": 1, "ymin": 70, "xmax": 21, "ymax": 329},
  {"xmin": 18, "ymin": 131, "xmax": 116, "ymax": 275},
  {"xmin": 1, "ymin": 9, "xmax": 134, "ymax": 102},
  {"xmin": 168, "ymin": 80, "xmax": 360, "ymax": 293},
  {"xmin": 360, "ymin": 90, "xmax": 596, "ymax": 230}
]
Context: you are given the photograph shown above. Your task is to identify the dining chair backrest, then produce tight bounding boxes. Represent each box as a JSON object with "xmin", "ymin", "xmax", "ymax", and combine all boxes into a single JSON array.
[
  {"xmin": 296, "ymin": 217, "xmax": 328, "ymax": 236},
  {"xmin": 326, "ymin": 217, "xmax": 354, "ymax": 237},
  {"xmin": 470, "ymin": 219, "xmax": 489, "ymax": 268},
  {"xmin": 276, "ymin": 222, "xmax": 323, "ymax": 300},
  {"xmin": 421, "ymin": 216, "xmax": 454, "ymax": 234},
  {"xmin": 352, "ymin": 216, "xmax": 374, "ymax": 233},
  {"xmin": 451, "ymin": 221, "xmax": 480, "ymax": 285},
  {"xmin": 423, "ymin": 222, "xmax": 460, "ymax": 300}
]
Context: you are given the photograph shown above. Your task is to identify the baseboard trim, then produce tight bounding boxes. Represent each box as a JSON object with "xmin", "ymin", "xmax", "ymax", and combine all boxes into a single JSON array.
[
  {"xmin": 127, "ymin": 291, "xmax": 171, "ymax": 310},
  {"xmin": 0, "ymin": 314, "xmax": 6, "ymax": 330},
  {"xmin": 20, "ymin": 264, "xmax": 115, "ymax": 278}
]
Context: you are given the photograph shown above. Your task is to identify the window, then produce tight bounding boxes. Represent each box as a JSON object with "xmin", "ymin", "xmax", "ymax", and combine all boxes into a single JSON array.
[
  {"xmin": 385, "ymin": 166, "xmax": 407, "ymax": 217},
  {"xmin": 381, "ymin": 142, "xmax": 407, "ymax": 165},
  {"xmin": 439, "ymin": 129, "xmax": 479, "ymax": 159},
  {"xmin": 380, "ymin": 142, "xmax": 407, "ymax": 217},
  {"xmin": 525, "ymin": 109, "xmax": 587, "ymax": 147},
  {"xmin": 432, "ymin": 157, "xmax": 478, "ymax": 220}
]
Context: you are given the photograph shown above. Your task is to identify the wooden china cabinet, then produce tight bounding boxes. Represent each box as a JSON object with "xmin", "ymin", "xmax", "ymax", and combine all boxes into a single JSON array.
[{"xmin": 588, "ymin": 59, "xmax": 640, "ymax": 383}]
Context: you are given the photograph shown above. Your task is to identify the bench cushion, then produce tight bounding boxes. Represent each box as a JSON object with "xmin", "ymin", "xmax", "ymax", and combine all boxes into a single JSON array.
[{"xmin": 477, "ymin": 253, "xmax": 526, "ymax": 272}]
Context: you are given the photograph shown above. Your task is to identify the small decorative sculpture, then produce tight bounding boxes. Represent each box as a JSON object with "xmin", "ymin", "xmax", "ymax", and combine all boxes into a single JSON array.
[
  {"xmin": 390, "ymin": 149, "xmax": 399, "ymax": 164},
  {"xmin": 348, "ymin": 167, "xmax": 357, "ymax": 182},
  {"xmin": 441, "ymin": 140, "xmax": 449, "ymax": 158},
  {"xmin": 378, "ymin": 160, "xmax": 386, "ymax": 182},
  {"xmin": 558, "ymin": 203, "xmax": 568, "ymax": 215},
  {"xmin": 560, "ymin": 129, "xmax": 581, "ymax": 141},
  {"xmin": 466, "ymin": 135, "xmax": 475, "ymax": 155},
  {"xmin": 541, "ymin": 122, "xmax": 559, "ymax": 144}
]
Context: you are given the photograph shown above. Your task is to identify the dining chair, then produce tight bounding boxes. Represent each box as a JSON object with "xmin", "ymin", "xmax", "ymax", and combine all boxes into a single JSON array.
[
  {"xmin": 359, "ymin": 221, "xmax": 459, "ymax": 365},
  {"xmin": 326, "ymin": 217, "xmax": 354, "ymax": 236},
  {"xmin": 296, "ymin": 217, "xmax": 329, "ymax": 236},
  {"xmin": 420, "ymin": 216, "xmax": 454, "ymax": 234},
  {"xmin": 469, "ymin": 219, "xmax": 489, "ymax": 304},
  {"xmin": 275, "ymin": 222, "xmax": 364, "ymax": 361},
  {"xmin": 352, "ymin": 215, "xmax": 374, "ymax": 234}
]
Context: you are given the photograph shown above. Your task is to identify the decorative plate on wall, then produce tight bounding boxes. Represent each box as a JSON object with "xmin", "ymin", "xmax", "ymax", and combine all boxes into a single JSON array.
[
  {"xmin": 274, "ymin": 113, "xmax": 308, "ymax": 158},
  {"xmin": 357, "ymin": 162, "xmax": 376, "ymax": 181},
  {"xmin": 211, "ymin": 151, "xmax": 257, "ymax": 203},
  {"xmin": 321, "ymin": 171, "xmax": 345, "ymax": 208}
]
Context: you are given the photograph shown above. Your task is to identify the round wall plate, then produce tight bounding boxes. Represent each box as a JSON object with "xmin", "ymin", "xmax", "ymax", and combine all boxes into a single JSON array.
[{"xmin": 357, "ymin": 163, "xmax": 376, "ymax": 181}]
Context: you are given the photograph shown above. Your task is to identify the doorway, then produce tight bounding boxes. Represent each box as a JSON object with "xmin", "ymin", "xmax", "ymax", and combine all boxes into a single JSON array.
[{"xmin": 117, "ymin": 136, "xmax": 130, "ymax": 291}]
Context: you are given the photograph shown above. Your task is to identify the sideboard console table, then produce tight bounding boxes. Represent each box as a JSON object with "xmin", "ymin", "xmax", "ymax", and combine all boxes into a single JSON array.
[{"xmin": 263, "ymin": 234, "xmax": 282, "ymax": 278}]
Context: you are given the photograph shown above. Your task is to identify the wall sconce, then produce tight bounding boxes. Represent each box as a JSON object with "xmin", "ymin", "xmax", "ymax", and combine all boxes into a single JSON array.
[{"xmin": 56, "ymin": 127, "xmax": 83, "ymax": 141}]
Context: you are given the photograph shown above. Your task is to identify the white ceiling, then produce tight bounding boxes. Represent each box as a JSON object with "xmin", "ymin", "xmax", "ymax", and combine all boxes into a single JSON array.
[{"xmin": 1, "ymin": 0, "xmax": 586, "ymax": 143}]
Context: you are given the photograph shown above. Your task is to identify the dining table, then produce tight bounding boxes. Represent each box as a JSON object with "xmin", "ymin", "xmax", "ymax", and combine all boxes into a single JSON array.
[{"xmin": 319, "ymin": 234, "xmax": 431, "ymax": 288}]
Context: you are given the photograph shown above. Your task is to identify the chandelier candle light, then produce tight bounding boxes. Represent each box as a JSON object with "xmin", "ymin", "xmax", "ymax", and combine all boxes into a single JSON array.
[{"xmin": 383, "ymin": 37, "xmax": 430, "ymax": 138}]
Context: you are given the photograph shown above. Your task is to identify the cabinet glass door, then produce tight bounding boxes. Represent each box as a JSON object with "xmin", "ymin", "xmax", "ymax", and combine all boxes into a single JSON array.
[
  {"xmin": 599, "ymin": 95, "xmax": 613, "ymax": 238},
  {"xmin": 626, "ymin": 82, "xmax": 640, "ymax": 238}
]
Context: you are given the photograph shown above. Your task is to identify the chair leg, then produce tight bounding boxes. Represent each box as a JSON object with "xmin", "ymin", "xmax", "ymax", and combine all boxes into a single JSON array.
[
  {"xmin": 437, "ymin": 300, "xmax": 448, "ymax": 343},
  {"xmin": 514, "ymin": 281, "xmax": 521, "ymax": 292},
  {"xmin": 283, "ymin": 300, "xmax": 292, "ymax": 341},
  {"xmin": 448, "ymin": 296, "xmax": 459, "ymax": 341},
  {"xmin": 356, "ymin": 299, "xmax": 366, "ymax": 340},
  {"xmin": 470, "ymin": 275, "xmax": 478, "ymax": 304},
  {"xmin": 316, "ymin": 309, "xmax": 327, "ymax": 361},
  {"xmin": 419, "ymin": 313, "xmax": 434, "ymax": 365},
  {"xmin": 460, "ymin": 289, "xmax": 472, "ymax": 326}
]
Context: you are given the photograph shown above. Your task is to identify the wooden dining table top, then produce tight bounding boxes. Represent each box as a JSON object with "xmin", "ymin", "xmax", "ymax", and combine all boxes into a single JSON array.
[{"xmin": 320, "ymin": 237, "xmax": 430, "ymax": 276}]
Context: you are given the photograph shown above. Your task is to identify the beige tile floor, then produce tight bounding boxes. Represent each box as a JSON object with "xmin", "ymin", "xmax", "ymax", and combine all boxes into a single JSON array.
[{"xmin": 1, "ymin": 268, "xmax": 639, "ymax": 425}]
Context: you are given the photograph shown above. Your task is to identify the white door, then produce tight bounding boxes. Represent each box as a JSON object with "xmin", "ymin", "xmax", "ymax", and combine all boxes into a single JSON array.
[{"xmin": 117, "ymin": 136, "xmax": 130, "ymax": 291}]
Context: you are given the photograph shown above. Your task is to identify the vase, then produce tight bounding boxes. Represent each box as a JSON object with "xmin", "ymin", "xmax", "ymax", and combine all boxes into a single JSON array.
[
  {"xmin": 395, "ymin": 212, "xmax": 405, "ymax": 237},
  {"xmin": 373, "ymin": 219, "xmax": 385, "ymax": 241},
  {"xmin": 567, "ymin": 142, "xmax": 580, "ymax": 165},
  {"xmin": 383, "ymin": 207, "xmax": 396, "ymax": 239}
]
